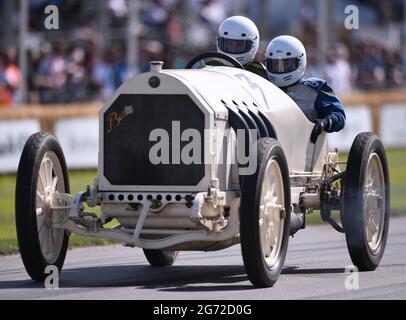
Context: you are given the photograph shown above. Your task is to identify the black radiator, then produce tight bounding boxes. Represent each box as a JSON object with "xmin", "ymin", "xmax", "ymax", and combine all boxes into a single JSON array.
[{"xmin": 103, "ymin": 94, "xmax": 205, "ymax": 186}]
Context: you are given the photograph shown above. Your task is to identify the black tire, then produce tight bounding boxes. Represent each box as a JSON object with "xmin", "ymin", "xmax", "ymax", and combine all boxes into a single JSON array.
[
  {"xmin": 342, "ymin": 132, "xmax": 390, "ymax": 271},
  {"xmin": 143, "ymin": 249, "xmax": 178, "ymax": 267},
  {"xmin": 15, "ymin": 132, "xmax": 70, "ymax": 282},
  {"xmin": 240, "ymin": 138, "xmax": 291, "ymax": 287}
]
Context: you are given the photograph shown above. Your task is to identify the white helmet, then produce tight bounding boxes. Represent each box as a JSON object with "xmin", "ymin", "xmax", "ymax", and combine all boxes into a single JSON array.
[
  {"xmin": 265, "ymin": 35, "xmax": 307, "ymax": 87},
  {"xmin": 216, "ymin": 16, "xmax": 260, "ymax": 66}
]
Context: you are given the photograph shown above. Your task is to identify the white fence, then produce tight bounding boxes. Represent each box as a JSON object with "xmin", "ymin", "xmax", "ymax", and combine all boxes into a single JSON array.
[
  {"xmin": 55, "ymin": 118, "xmax": 99, "ymax": 169},
  {"xmin": 1, "ymin": 93, "xmax": 406, "ymax": 173},
  {"xmin": 0, "ymin": 119, "xmax": 41, "ymax": 172}
]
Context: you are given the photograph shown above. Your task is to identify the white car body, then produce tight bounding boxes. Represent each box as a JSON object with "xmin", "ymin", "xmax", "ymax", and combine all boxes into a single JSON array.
[
  {"xmin": 62, "ymin": 65, "xmax": 328, "ymax": 251},
  {"xmin": 15, "ymin": 58, "xmax": 391, "ymax": 286}
]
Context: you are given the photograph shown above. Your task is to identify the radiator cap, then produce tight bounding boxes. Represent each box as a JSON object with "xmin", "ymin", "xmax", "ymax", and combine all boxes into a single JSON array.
[{"xmin": 150, "ymin": 61, "xmax": 164, "ymax": 72}]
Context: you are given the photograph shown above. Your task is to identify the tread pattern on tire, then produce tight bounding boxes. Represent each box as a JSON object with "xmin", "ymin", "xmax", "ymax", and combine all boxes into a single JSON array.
[
  {"xmin": 143, "ymin": 249, "xmax": 178, "ymax": 267},
  {"xmin": 343, "ymin": 132, "xmax": 390, "ymax": 271},
  {"xmin": 16, "ymin": 132, "xmax": 70, "ymax": 282},
  {"xmin": 240, "ymin": 138, "xmax": 291, "ymax": 288}
]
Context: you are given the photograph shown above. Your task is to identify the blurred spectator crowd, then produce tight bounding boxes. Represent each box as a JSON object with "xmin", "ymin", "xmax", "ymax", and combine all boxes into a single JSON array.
[{"xmin": 0, "ymin": 0, "xmax": 405, "ymax": 107}]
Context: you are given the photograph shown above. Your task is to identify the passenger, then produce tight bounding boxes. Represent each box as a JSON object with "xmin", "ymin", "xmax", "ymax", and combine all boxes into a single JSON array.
[
  {"xmin": 216, "ymin": 16, "xmax": 268, "ymax": 79},
  {"xmin": 265, "ymin": 35, "xmax": 346, "ymax": 143}
]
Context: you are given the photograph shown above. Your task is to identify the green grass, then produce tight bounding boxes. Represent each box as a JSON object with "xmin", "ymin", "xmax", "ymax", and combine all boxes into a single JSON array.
[
  {"xmin": 1, "ymin": 149, "xmax": 405, "ymax": 255},
  {"xmin": 385, "ymin": 149, "xmax": 406, "ymax": 211}
]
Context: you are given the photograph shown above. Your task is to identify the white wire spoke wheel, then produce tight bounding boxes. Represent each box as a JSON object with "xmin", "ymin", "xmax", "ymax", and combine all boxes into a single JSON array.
[
  {"xmin": 259, "ymin": 159, "xmax": 285, "ymax": 267},
  {"xmin": 363, "ymin": 153, "xmax": 385, "ymax": 254},
  {"xmin": 240, "ymin": 138, "xmax": 290, "ymax": 288},
  {"xmin": 36, "ymin": 151, "xmax": 66, "ymax": 263},
  {"xmin": 343, "ymin": 132, "xmax": 390, "ymax": 271},
  {"xmin": 16, "ymin": 132, "xmax": 70, "ymax": 282}
]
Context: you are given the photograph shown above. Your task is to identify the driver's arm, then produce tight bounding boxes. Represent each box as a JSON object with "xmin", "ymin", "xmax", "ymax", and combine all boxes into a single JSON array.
[{"xmin": 314, "ymin": 83, "xmax": 346, "ymax": 133}]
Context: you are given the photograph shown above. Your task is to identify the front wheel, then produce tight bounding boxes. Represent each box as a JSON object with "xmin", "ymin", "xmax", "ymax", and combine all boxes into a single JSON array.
[
  {"xmin": 342, "ymin": 132, "xmax": 390, "ymax": 271},
  {"xmin": 240, "ymin": 138, "xmax": 291, "ymax": 288},
  {"xmin": 15, "ymin": 132, "xmax": 70, "ymax": 282}
]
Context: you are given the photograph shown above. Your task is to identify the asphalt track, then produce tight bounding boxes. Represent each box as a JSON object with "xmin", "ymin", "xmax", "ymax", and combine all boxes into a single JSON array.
[{"xmin": 1, "ymin": 216, "xmax": 405, "ymax": 300}]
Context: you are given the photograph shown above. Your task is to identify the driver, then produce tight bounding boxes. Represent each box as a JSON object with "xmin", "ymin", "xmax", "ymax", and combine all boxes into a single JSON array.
[
  {"xmin": 216, "ymin": 16, "xmax": 268, "ymax": 79},
  {"xmin": 265, "ymin": 35, "xmax": 346, "ymax": 143}
]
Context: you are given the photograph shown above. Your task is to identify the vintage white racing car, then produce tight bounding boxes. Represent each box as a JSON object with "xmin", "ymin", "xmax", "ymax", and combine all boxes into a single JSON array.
[{"xmin": 16, "ymin": 53, "xmax": 390, "ymax": 288}]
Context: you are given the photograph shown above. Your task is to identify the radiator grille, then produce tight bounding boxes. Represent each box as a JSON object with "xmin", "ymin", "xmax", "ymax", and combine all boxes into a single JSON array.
[{"xmin": 103, "ymin": 94, "xmax": 205, "ymax": 186}]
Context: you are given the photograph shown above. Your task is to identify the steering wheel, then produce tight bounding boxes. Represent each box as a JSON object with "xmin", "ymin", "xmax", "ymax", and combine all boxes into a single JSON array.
[{"xmin": 185, "ymin": 52, "xmax": 245, "ymax": 70}]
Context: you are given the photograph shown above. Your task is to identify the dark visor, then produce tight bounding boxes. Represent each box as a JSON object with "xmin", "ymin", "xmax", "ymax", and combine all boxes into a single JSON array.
[
  {"xmin": 218, "ymin": 37, "xmax": 254, "ymax": 54},
  {"xmin": 266, "ymin": 58, "xmax": 300, "ymax": 74}
]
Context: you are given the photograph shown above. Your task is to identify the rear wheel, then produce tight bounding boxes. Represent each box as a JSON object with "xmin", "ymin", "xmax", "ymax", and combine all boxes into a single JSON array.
[
  {"xmin": 342, "ymin": 132, "xmax": 390, "ymax": 271},
  {"xmin": 16, "ymin": 132, "xmax": 70, "ymax": 282},
  {"xmin": 240, "ymin": 138, "xmax": 290, "ymax": 287},
  {"xmin": 143, "ymin": 249, "xmax": 178, "ymax": 267}
]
